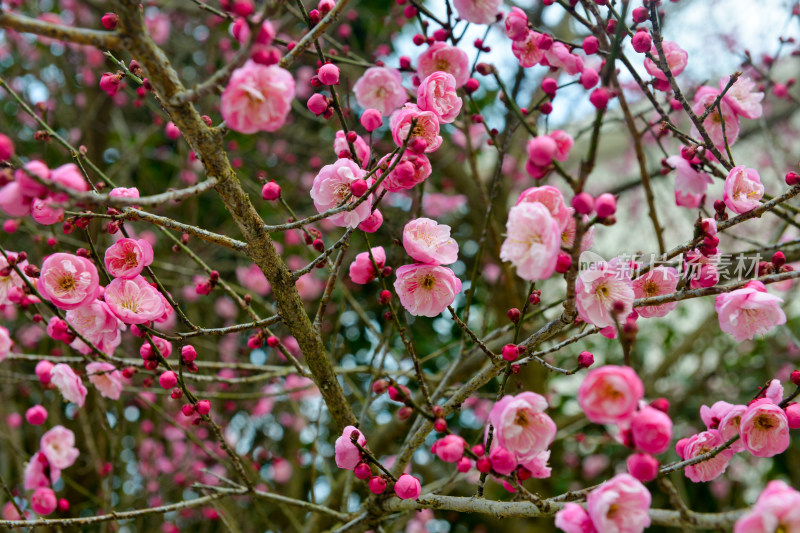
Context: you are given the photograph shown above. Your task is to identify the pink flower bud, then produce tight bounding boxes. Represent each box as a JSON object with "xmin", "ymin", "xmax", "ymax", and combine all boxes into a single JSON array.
[
  {"xmin": 196, "ymin": 399, "xmax": 211, "ymax": 415},
  {"xmin": 181, "ymin": 345, "xmax": 197, "ymax": 363},
  {"xmin": 632, "ymin": 6, "xmax": 649, "ymax": 23},
  {"xmin": 542, "ymin": 78, "xmax": 558, "ymax": 95},
  {"xmin": 577, "ymin": 351, "xmax": 594, "ymax": 368},
  {"xmin": 354, "ymin": 462, "xmax": 371, "ymax": 479},
  {"xmin": 182, "ymin": 404, "xmax": 195, "ymax": 416},
  {"xmin": 261, "ymin": 180, "xmax": 281, "ymax": 200},
  {"xmin": 589, "ymin": 87, "xmax": 610, "ymax": 109},
  {"xmin": 595, "ymin": 193, "xmax": 617, "ymax": 217},
  {"xmin": 502, "ymin": 344, "xmax": 520, "ymax": 362},
  {"xmin": 317, "ymin": 64, "xmax": 340, "ymax": 85},
  {"xmin": 360, "ymin": 109, "xmax": 383, "ymax": 131},
  {"xmin": 350, "ymin": 179, "xmax": 368, "ymax": 197},
  {"xmin": 31, "ymin": 487, "xmax": 57, "ymax": 516},
  {"xmin": 99, "ymin": 73, "xmax": 121, "ymax": 96},
  {"xmin": 555, "ymin": 253, "xmax": 571, "ymax": 274},
  {"xmin": 582, "ymin": 35, "xmax": 599, "ymax": 55},
  {"xmin": 489, "ymin": 446, "xmax": 517, "ymax": 475},
  {"xmin": 25, "ymin": 405, "xmax": 48, "ymax": 425},
  {"xmin": 786, "ymin": 172, "xmax": 800, "ymax": 186},
  {"xmin": 394, "ymin": 474, "xmax": 421, "ymax": 499},
  {"xmin": 307, "ymin": 94, "xmax": 329, "ymax": 116},
  {"xmin": 101, "ymin": 12, "xmax": 119, "ymax": 29},
  {"xmin": 572, "ymin": 192, "xmax": 595, "ymax": 215},
  {"xmin": 368, "ymin": 476, "xmax": 387, "ymax": 494},
  {"xmin": 631, "ymin": 31, "xmax": 652, "ymax": 53},
  {"xmin": 358, "ymin": 209, "xmax": 383, "ymax": 233},
  {"xmin": 464, "ymin": 78, "xmax": 480, "ymax": 93},
  {"xmin": 35, "ymin": 360, "xmax": 54, "ymax": 385},
  {"xmin": 165, "ymin": 121, "xmax": 181, "ymax": 140},
  {"xmin": 159, "ymin": 371, "xmax": 178, "ymax": 389},
  {"xmin": 626, "ymin": 452, "xmax": 659, "ymax": 482},
  {"xmin": 456, "ymin": 457, "xmax": 472, "ymax": 472}
]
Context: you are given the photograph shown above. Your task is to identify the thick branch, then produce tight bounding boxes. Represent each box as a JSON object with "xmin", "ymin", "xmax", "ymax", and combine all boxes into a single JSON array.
[{"xmin": 0, "ymin": 11, "xmax": 121, "ymax": 49}]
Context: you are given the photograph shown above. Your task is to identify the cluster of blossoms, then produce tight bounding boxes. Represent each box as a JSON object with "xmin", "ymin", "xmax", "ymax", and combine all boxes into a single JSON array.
[
  {"xmin": 19, "ymin": 426, "xmax": 79, "ymax": 517},
  {"xmin": 0, "ymin": 161, "xmax": 89, "ymax": 225}
]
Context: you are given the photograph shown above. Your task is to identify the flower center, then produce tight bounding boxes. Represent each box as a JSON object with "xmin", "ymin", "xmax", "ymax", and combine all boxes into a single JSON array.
[
  {"xmin": 58, "ymin": 274, "xmax": 76, "ymax": 293},
  {"xmin": 436, "ymin": 59, "xmax": 450, "ymax": 72},
  {"xmin": 514, "ymin": 410, "xmax": 530, "ymax": 427},
  {"xmin": 643, "ymin": 280, "xmax": 659, "ymax": 296},
  {"xmin": 420, "ymin": 274, "xmax": 436, "ymax": 290},
  {"xmin": 755, "ymin": 414, "xmax": 775, "ymax": 430}
]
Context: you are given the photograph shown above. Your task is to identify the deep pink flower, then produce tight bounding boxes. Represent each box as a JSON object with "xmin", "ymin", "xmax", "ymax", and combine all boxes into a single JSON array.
[
  {"xmin": 714, "ymin": 280, "xmax": 786, "ymax": 342},
  {"xmin": 680, "ymin": 430, "xmax": 734, "ymax": 482},
  {"xmin": 500, "ymin": 202, "xmax": 562, "ymax": 281},
  {"xmin": 37, "ymin": 253, "xmax": 100, "ymax": 310},
  {"xmin": 632, "ymin": 266, "xmax": 680, "ymax": 318},
  {"xmin": 578, "ymin": 366, "xmax": 644, "ymax": 425},
  {"xmin": 0, "ymin": 181, "xmax": 32, "ymax": 217},
  {"xmin": 626, "ymin": 452, "xmax": 659, "ymax": 482},
  {"xmin": 394, "ymin": 474, "xmax": 422, "ymax": 500},
  {"xmin": 505, "ymin": 7, "xmax": 529, "ymax": 41},
  {"xmin": 390, "ymin": 104, "xmax": 442, "ymax": 153},
  {"xmin": 31, "ymin": 487, "xmax": 57, "ymax": 516},
  {"xmin": 555, "ymin": 503, "xmax": 597, "ymax": 533},
  {"xmin": 453, "ymin": 0, "xmax": 501, "ymax": 24},
  {"xmin": 105, "ymin": 238, "xmax": 154, "ymax": 279},
  {"xmin": 720, "ymin": 75, "xmax": 764, "ymax": 120},
  {"xmin": 643, "ymin": 40, "xmax": 688, "ymax": 81},
  {"xmin": 334, "ymin": 130, "xmax": 371, "ymax": 168},
  {"xmin": 377, "ymin": 151, "xmax": 432, "ymax": 192},
  {"xmin": 49, "ymin": 364, "xmax": 88, "ymax": 407},
  {"xmin": 512, "ymin": 31, "xmax": 545, "ymax": 68},
  {"xmin": 723, "ymin": 166, "xmax": 764, "ymax": 214},
  {"xmin": 335, "ymin": 426, "xmax": 366, "ymax": 470},
  {"xmin": 349, "ymin": 247, "xmax": 385, "ymax": 285},
  {"xmin": 104, "ymin": 275, "xmax": 166, "ymax": 325},
  {"xmin": 575, "ymin": 259, "xmax": 635, "ymax": 328},
  {"xmin": 417, "ymin": 43, "xmax": 470, "ymax": 88},
  {"xmin": 50, "ymin": 163, "xmax": 90, "ymax": 200},
  {"xmin": 586, "ymin": 473, "xmax": 651, "ymax": 533},
  {"xmin": 220, "ymin": 60, "xmax": 295, "ymax": 134},
  {"xmin": 86, "ymin": 361, "xmax": 123, "ymax": 400},
  {"xmin": 24, "ymin": 452, "xmax": 60, "ymax": 490},
  {"xmin": 417, "ymin": 71, "xmax": 462, "ymax": 124},
  {"xmin": 630, "ymin": 406, "xmax": 673, "ymax": 454},
  {"xmin": 431, "ymin": 435, "xmax": 466, "ymax": 463},
  {"xmin": 740, "ymin": 398, "xmax": 790, "ymax": 457},
  {"xmin": 394, "ymin": 264, "xmax": 461, "ymax": 317},
  {"xmin": 665, "ymin": 155, "xmax": 713, "ymax": 208},
  {"xmin": 488, "ymin": 392, "xmax": 556, "ymax": 462},
  {"xmin": 353, "ymin": 67, "xmax": 407, "ymax": 116},
  {"xmin": 40, "ymin": 425, "xmax": 80, "ymax": 469},
  {"xmin": 311, "ymin": 160, "xmax": 371, "ymax": 228},
  {"xmin": 403, "ymin": 218, "xmax": 458, "ymax": 266},
  {"xmin": 31, "ymin": 197, "xmax": 64, "ymax": 225},
  {"xmin": 734, "ymin": 480, "xmax": 800, "ymax": 533}
]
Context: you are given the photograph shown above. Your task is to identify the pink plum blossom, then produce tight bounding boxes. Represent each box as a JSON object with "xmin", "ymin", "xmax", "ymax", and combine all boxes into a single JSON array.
[
  {"xmin": 734, "ymin": 480, "xmax": 800, "ymax": 533},
  {"xmin": 390, "ymin": 104, "xmax": 442, "ymax": 153},
  {"xmin": 310, "ymin": 159, "xmax": 371, "ymax": 228},
  {"xmin": 555, "ymin": 503, "xmax": 596, "ymax": 533},
  {"xmin": 104, "ymin": 238, "xmax": 154, "ymax": 279},
  {"xmin": 505, "ymin": 7, "xmax": 529, "ymax": 41},
  {"xmin": 488, "ymin": 392, "xmax": 556, "ymax": 462},
  {"xmin": 37, "ymin": 253, "xmax": 100, "ymax": 310},
  {"xmin": 575, "ymin": 259, "xmax": 635, "ymax": 328},
  {"xmin": 417, "ymin": 43, "xmax": 470, "ymax": 88},
  {"xmin": 109, "ymin": 187, "xmax": 140, "ymax": 199},
  {"xmin": 721, "ymin": 75, "xmax": 764, "ymax": 120},
  {"xmin": 520, "ymin": 450, "xmax": 552, "ymax": 479},
  {"xmin": 632, "ymin": 266, "xmax": 680, "ymax": 318},
  {"xmin": 692, "ymin": 87, "xmax": 740, "ymax": 151},
  {"xmin": 394, "ymin": 264, "xmax": 462, "ymax": 317},
  {"xmin": 665, "ymin": 155, "xmax": 713, "ymax": 208},
  {"xmin": 500, "ymin": 202, "xmax": 562, "ymax": 281},
  {"xmin": 402, "ymin": 218, "xmax": 458, "ymax": 265},
  {"xmin": 66, "ymin": 299, "xmax": 124, "ymax": 355},
  {"xmin": 24, "ymin": 452, "xmax": 60, "ymax": 490},
  {"xmin": 0, "ymin": 326, "xmax": 10, "ymax": 362},
  {"xmin": 512, "ymin": 31, "xmax": 545, "ymax": 68},
  {"xmin": 719, "ymin": 404, "xmax": 748, "ymax": 453},
  {"xmin": 431, "ymin": 435, "xmax": 466, "ymax": 463},
  {"xmin": 220, "ymin": 61, "xmax": 295, "ymax": 134},
  {"xmin": 352, "ymin": 67, "xmax": 407, "ymax": 116},
  {"xmin": 586, "ymin": 473, "xmax": 651, "ymax": 533},
  {"xmin": 578, "ymin": 365, "xmax": 644, "ymax": 425},
  {"xmin": 516, "ymin": 186, "xmax": 571, "ymax": 230},
  {"xmin": 714, "ymin": 280, "xmax": 786, "ymax": 342},
  {"xmin": 335, "ymin": 425, "xmax": 366, "ymax": 470},
  {"xmin": 394, "ymin": 474, "xmax": 422, "ymax": 499},
  {"xmin": 723, "ymin": 166, "xmax": 764, "ymax": 214},
  {"xmin": 49, "ymin": 364, "xmax": 88, "ymax": 407},
  {"xmin": 629, "ymin": 406, "xmax": 673, "ymax": 454},
  {"xmin": 377, "ymin": 151, "xmax": 432, "ymax": 192},
  {"xmin": 334, "ymin": 130, "xmax": 370, "ymax": 168},
  {"xmin": 739, "ymin": 398, "xmax": 790, "ymax": 457},
  {"xmin": 0, "ymin": 181, "xmax": 32, "ymax": 217},
  {"xmin": 643, "ymin": 40, "xmax": 688, "ymax": 81},
  {"xmin": 453, "ymin": 0, "xmax": 501, "ymax": 24},
  {"xmin": 31, "ymin": 487, "xmax": 57, "ymax": 516},
  {"xmin": 86, "ymin": 361, "xmax": 123, "ymax": 400},
  {"xmin": 40, "ymin": 425, "xmax": 80, "ymax": 469},
  {"xmin": 686, "ymin": 249, "xmax": 719, "ymax": 289},
  {"xmin": 104, "ymin": 275, "xmax": 166, "ymax": 325},
  {"xmin": 417, "ymin": 71, "xmax": 462, "ymax": 124},
  {"xmin": 679, "ymin": 430, "xmax": 734, "ymax": 482},
  {"xmin": 0, "ymin": 251, "xmax": 27, "ymax": 306},
  {"xmin": 700, "ymin": 401, "xmax": 735, "ymax": 430},
  {"xmin": 349, "ymin": 247, "xmax": 385, "ymax": 285},
  {"xmin": 543, "ymin": 42, "xmax": 584, "ymax": 75}
]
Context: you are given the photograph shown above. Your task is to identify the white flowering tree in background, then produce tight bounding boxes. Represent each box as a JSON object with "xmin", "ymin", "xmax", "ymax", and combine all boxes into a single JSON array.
[{"xmin": 1, "ymin": 0, "xmax": 800, "ymax": 531}]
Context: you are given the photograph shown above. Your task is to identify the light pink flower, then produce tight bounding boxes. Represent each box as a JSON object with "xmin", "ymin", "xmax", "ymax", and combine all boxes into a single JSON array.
[
  {"xmin": 417, "ymin": 43, "xmax": 470, "ymax": 88},
  {"xmin": 390, "ymin": 104, "xmax": 442, "ymax": 153},
  {"xmin": 665, "ymin": 155, "xmax": 713, "ymax": 208},
  {"xmin": 734, "ymin": 480, "xmax": 800, "ymax": 533},
  {"xmin": 488, "ymin": 392, "xmax": 556, "ymax": 462},
  {"xmin": 108, "ymin": 187, "xmax": 140, "ymax": 199},
  {"xmin": 352, "ymin": 67, "xmax": 407, "ymax": 116},
  {"xmin": 431, "ymin": 435, "xmax": 466, "ymax": 463},
  {"xmin": 349, "ymin": 246, "xmax": 385, "ymax": 285},
  {"xmin": 630, "ymin": 406, "xmax": 673, "ymax": 454},
  {"xmin": 643, "ymin": 40, "xmax": 688, "ymax": 81},
  {"xmin": 0, "ymin": 181, "xmax": 32, "ymax": 216},
  {"xmin": 453, "ymin": 0, "xmax": 501, "ymax": 24},
  {"xmin": 555, "ymin": 503, "xmax": 596, "ymax": 533},
  {"xmin": 104, "ymin": 275, "xmax": 166, "ymax": 325},
  {"xmin": 578, "ymin": 366, "xmax": 644, "ymax": 425},
  {"xmin": 335, "ymin": 425, "xmax": 365, "ymax": 470},
  {"xmin": 37, "ymin": 253, "xmax": 100, "ymax": 310},
  {"xmin": 719, "ymin": 404, "xmax": 747, "ymax": 453},
  {"xmin": 24, "ymin": 452, "xmax": 61, "ymax": 490},
  {"xmin": 49, "ymin": 163, "xmax": 90, "ymax": 200},
  {"xmin": 86, "ymin": 361, "xmax": 123, "ymax": 400},
  {"xmin": 723, "ymin": 166, "xmax": 764, "ymax": 214},
  {"xmin": 740, "ymin": 398, "xmax": 790, "ymax": 457},
  {"xmin": 586, "ymin": 473, "xmax": 651, "ymax": 533},
  {"xmin": 49, "ymin": 364, "xmax": 88, "ymax": 407},
  {"xmin": 544, "ymin": 42, "xmax": 584, "ymax": 75},
  {"xmin": 715, "ymin": 281, "xmax": 786, "ymax": 342},
  {"xmin": 632, "ymin": 266, "xmax": 679, "ymax": 318},
  {"xmin": 505, "ymin": 7, "xmax": 529, "ymax": 42},
  {"xmin": 0, "ymin": 251, "xmax": 27, "ymax": 306},
  {"xmin": 220, "ymin": 60, "xmax": 295, "ymax": 134},
  {"xmin": 377, "ymin": 151, "xmax": 432, "ymax": 192},
  {"xmin": 692, "ymin": 87, "xmax": 740, "ymax": 151},
  {"xmin": 721, "ymin": 75, "xmax": 764, "ymax": 120},
  {"xmin": 66, "ymin": 299, "xmax": 124, "ymax": 355},
  {"xmin": 394, "ymin": 474, "xmax": 422, "ymax": 499},
  {"xmin": 40, "ymin": 425, "xmax": 80, "ymax": 469},
  {"xmin": 516, "ymin": 186, "xmax": 571, "ymax": 230},
  {"xmin": 105, "ymin": 238, "xmax": 154, "ymax": 279},
  {"xmin": 0, "ymin": 326, "xmax": 10, "ymax": 362},
  {"xmin": 680, "ymin": 430, "xmax": 734, "ymax": 482},
  {"xmin": 520, "ymin": 449, "xmax": 552, "ymax": 479},
  {"xmin": 500, "ymin": 202, "xmax": 561, "ymax": 281},
  {"xmin": 310, "ymin": 159, "xmax": 371, "ymax": 228},
  {"xmin": 394, "ymin": 264, "xmax": 462, "ymax": 317},
  {"xmin": 334, "ymin": 130, "xmax": 371, "ymax": 168},
  {"xmin": 575, "ymin": 259, "xmax": 635, "ymax": 328},
  {"xmin": 236, "ymin": 263, "xmax": 271, "ymax": 296},
  {"xmin": 700, "ymin": 401, "xmax": 735, "ymax": 430},
  {"xmin": 512, "ymin": 30, "xmax": 545, "ymax": 68},
  {"xmin": 561, "ymin": 211, "xmax": 595, "ymax": 251},
  {"xmin": 417, "ymin": 71, "xmax": 462, "ymax": 124},
  {"xmin": 550, "ymin": 130, "xmax": 574, "ymax": 162},
  {"xmin": 403, "ymin": 218, "xmax": 458, "ymax": 265}
]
